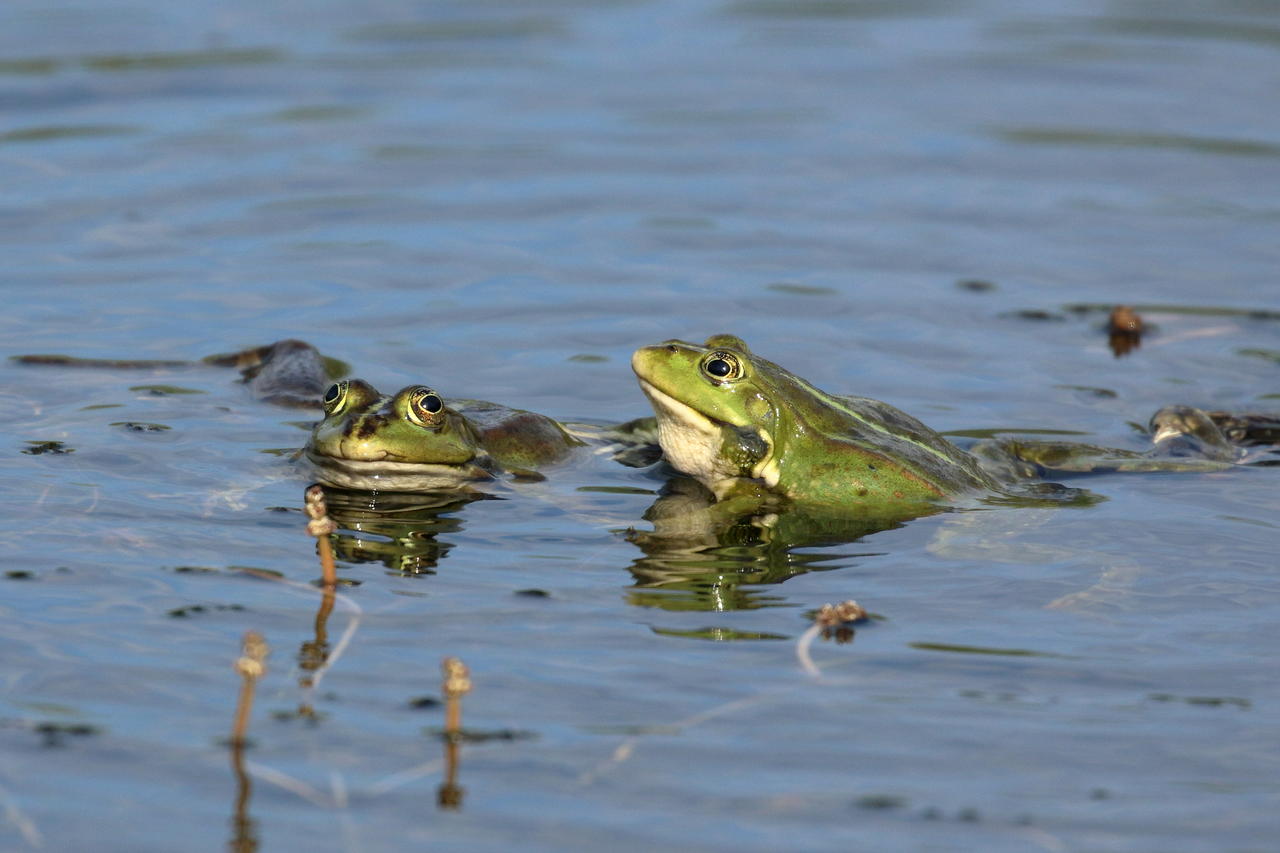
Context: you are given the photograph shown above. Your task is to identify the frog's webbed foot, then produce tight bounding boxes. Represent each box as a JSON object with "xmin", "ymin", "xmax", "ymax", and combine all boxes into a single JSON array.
[{"xmin": 565, "ymin": 418, "xmax": 663, "ymax": 468}]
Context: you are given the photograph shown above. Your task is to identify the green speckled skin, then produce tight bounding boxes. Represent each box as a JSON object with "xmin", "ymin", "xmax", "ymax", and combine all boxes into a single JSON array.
[
  {"xmin": 631, "ymin": 335, "xmax": 1000, "ymax": 511},
  {"xmin": 306, "ymin": 380, "xmax": 582, "ymax": 491}
]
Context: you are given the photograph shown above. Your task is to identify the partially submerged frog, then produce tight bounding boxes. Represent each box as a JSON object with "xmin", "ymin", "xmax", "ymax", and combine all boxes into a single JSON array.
[
  {"xmin": 305, "ymin": 378, "xmax": 586, "ymax": 491},
  {"xmin": 632, "ymin": 334, "xmax": 1264, "ymax": 515}
]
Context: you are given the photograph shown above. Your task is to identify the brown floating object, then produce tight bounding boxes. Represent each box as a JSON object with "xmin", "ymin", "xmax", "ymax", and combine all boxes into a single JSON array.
[
  {"xmin": 813, "ymin": 600, "xmax": 868, "ymax": 645},
  {"xmin": 814, "ymin": 600, "xmax": 868, "ymax": 627},
  {"xmin": 1107, "ymin": 305, "xmax": 1144, "ymax": 357}
]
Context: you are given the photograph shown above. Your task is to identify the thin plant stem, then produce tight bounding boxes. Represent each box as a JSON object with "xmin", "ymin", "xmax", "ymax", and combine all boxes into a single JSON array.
[
  {"xmin": 304, "ymin": 485, "xmax": 338, "ymax": 587},
  {"xmin": 231, "ymin": 631, "xmax": 269, "ymax": 747}
]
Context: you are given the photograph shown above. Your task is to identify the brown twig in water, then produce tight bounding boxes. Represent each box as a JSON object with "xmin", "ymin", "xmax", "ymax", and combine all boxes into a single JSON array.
[
  {"xmin": 439, "ymin": 657, "xmax": 471, "ymax": 809},
  {"xmin": 304, "ymin": 485, "xmax": 338, "ymax": 587},
  {"xmin": 442, "ymin": 657, "xmax": 471, "ymax": 734},
  {"xmin": 231, "ymin": 631, "xmax": 269, "ymax": 747}
]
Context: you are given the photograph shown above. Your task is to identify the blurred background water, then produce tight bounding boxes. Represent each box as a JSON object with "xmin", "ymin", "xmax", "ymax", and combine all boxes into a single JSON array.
[{"xmin": 1, "ymin": 1, "xmax": 1278, "ymax": 850}]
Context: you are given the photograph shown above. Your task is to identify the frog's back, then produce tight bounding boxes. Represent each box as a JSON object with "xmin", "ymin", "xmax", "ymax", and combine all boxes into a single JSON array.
[
  {"xmin": 786, "ymin": 391, "xmax": 998, "ymax": 505},
  {"xmin": 453, "ymin": 400, "xmax": 583, "ymax": 470}
]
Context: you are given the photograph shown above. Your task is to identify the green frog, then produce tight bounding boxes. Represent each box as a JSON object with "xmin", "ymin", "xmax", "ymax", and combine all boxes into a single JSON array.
[
  {"xmin": 305, "ymin": 378, "xmax": 586, "ymax": 491},
  {"xmin": 631, "ymin": 334, "xmax": 1262, "ymax": 514}
]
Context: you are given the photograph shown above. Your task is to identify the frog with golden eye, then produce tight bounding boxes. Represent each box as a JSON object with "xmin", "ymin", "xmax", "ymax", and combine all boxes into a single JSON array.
[{"xmin": 306, "ymin": 379, "xmax": 586, "ymax": 491}]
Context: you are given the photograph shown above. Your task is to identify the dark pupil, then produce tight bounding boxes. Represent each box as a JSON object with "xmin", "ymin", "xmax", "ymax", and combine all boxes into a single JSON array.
[
  {"xmin": 323, "ymin": 384, "xmax": 340, "ymax": 404},
  {"xmin": 423, "ymin": 394, "xmax": 443, "ymax": 413},
  {"xmin": 706, "ymin": 358, "xmax": 732, "ymax": 378}
]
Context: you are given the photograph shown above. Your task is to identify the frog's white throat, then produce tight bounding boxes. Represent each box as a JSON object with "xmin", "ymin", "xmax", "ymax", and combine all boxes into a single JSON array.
[{"xmin": 637, "ymin": 380, "xmax": 778, "ymax": 493}]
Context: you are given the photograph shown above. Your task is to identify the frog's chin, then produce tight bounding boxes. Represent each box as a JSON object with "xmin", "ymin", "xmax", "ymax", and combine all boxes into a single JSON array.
[
  {"xmin": 304, "ymin": 451, "xmax": 494, "ymax": 492},
  {"xmin": 636, "ymin": 379, "xmax": 774, "ymax": 493}
]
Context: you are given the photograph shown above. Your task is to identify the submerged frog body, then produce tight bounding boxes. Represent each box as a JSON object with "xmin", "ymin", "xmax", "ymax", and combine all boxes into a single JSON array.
[
  {"xmin": 632, "ymin": 335, "xmax": 1263, "ymax": 514},
  {"xmin": 307, "ymin": 379, "xmax": 583, "ymax": 491},
  {"xmin": 203, "ymin": 338, "xmax": 349, "ymax": 408}
]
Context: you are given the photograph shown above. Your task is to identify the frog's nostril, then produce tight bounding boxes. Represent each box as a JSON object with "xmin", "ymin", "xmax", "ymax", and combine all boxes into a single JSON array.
[{"xmin": 667, "ymin": 344, "xmax": 678, "ymax": 353}]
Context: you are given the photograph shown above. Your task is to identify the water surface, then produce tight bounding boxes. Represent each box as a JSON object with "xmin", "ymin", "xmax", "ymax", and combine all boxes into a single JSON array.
[{"xmin": 2, "ymin": 1, "xmax": 1279, "ymax": 850}]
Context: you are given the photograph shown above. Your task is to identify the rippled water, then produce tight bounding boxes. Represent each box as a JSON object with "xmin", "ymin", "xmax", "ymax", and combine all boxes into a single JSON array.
[{"xmin": 2, "ymin": 1, "xmax": 1279, "ymax": 850}]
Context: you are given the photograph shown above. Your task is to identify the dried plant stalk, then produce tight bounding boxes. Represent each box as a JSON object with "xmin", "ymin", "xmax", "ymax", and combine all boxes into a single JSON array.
[
  {"xmin": 303, "ymin": 485, "xmax": 338, "ymax": 587},
  {"xmin": 231, "ymin": 631, "xmax": 269, "ymax": 746}
]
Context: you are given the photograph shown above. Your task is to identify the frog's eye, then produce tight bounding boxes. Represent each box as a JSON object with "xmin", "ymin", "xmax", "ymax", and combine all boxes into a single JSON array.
[
  {"xmin": 701, "ymin": 351, "xmax": 742, "ymax": 382},
  {"xmin": 322, "ymin": 381, "xmax": 348, "ymax": 412},
  {"xmin": 406, "ymin": 387, "xmax": 445, "ymax": 426}
]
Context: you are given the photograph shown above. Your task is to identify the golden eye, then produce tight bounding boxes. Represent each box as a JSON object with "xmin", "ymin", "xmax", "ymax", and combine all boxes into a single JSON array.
[
  {"xmin": 701, "ymin": 351, "xmax": 741, "ymax": 382},
  {"xmin": 406, "ymin": 387, "xmax": 445, "ymax": 426},
  {"xmin": 322, "ymin": 381, "xmax": 348, "ymax": 413}
]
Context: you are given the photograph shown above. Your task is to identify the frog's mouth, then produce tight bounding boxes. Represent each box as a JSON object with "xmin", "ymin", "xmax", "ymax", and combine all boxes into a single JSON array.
[
  {"xmin": 304, "ymin": 448, "xmax": 494, "ymax": 492},
  {"xmin": 636, "ymin": 379, "xmax": 777, "ymax": 489}
]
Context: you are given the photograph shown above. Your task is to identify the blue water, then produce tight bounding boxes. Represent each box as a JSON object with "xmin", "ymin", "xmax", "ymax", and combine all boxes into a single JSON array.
[{"xmin": 1, "ymin": 1, "xmax": 1279, "ymax": 850}]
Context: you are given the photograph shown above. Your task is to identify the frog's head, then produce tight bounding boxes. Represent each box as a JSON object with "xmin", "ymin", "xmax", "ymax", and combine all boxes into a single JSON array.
[
  {"xmin": 631, "ymin": 335, "xmax": 786, "ymax": 496},
  {"xmin": 306, "ymin": 380, "xmax": 493, "ymax": 491}
]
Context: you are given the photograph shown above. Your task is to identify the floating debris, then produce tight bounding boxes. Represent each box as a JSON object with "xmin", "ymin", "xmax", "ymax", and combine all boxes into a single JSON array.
[
  {"xmin": 797, "ymin": 599, "xmax": 869, "ymax": 675},
  {"xmin": 11, "ymin": 353, "xmax": 187, "ymax": 368},
  {"xmin": 766, "ymin": 282, "xmax": 836, "ymax": 296},
  {"xmin": 34, "ymin": 721, "xmax": 100, "ymax": 748},
  {"xmin": 21, "ymin": 440, "xmax": 73, "ymax": 455},
  {"xmin": 909, "ymin": 642, "xmax": 1058, "ymax": 657},
  {"xmin": 168, "ymin": 603, "xmax": 246, "ymax": 618},
  {"xmin": 1107, "ymin": 305, "xmax": 1144, "ymax": 357},
  {"xmin": 813, "ymin": 600, "xmax": 868, "ymax": 627},
  {"xmin": 1006, "ymin": 309, "xmax": 1066, "ymax": 322},
  {"xmin": 110, "ymin": 421, "xmax": 171, "ymax": 432},
  {"xmin": 128, "ymin": 384, "xmax": 205, "ymax": 395},
  {"xmin": 1148, "ymin": 692, "xmax": 1251, "ymax": 710}
]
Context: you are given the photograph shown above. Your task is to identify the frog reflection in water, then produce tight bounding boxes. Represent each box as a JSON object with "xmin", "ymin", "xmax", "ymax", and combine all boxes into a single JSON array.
[
  {"xmin": 319, "ymin": 488, "xmax": 481, "ymax": 576},
  {"xmin": 632, "ymin": 334, "xmax": 1269, "ymax": 515},
  {"xmin": 625, "ymin": 475, "xmax": 907, "ymax": 614}
]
